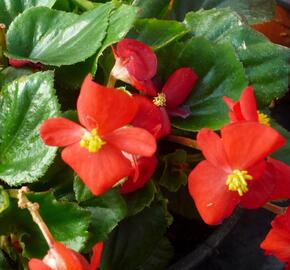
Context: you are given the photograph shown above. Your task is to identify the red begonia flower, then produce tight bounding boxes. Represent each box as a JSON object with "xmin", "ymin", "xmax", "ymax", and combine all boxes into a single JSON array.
[
  {"xmin": 29, "ymin": 242, "xmax": 103, "ymax": 270},
  {"xmin": 223, "ymin": 86, "xmax": 270, "ymax": 126},
  {"xmin": 260, "ymin": 207, "xmax": 290, "ymax": 269},
  {"xmin": 188, "ymin": 122, "xmax": 285, "ymax": 225},
  {"xmin": 40, "ymin": 75, "xmax": 156, "ymax": 196},
  {"xmin": 132, "ymin": 68, "xmax": 198, "ymax": 139},
  {"xmin": 111, "ymin": 39, "xmax": 157, "ymax": 96},
  {"xmin": 120, "ymin": 155, "xmax": 158, "ymax": 194}
]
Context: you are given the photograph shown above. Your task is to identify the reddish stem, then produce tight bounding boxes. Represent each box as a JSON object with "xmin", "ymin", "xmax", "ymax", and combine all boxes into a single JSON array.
[{"xmin": 165, "ymin": 135, "xmax": 199, "ymax": 150}]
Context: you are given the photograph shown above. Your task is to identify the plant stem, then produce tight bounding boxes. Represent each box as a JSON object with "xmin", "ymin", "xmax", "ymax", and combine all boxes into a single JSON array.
[
  {"xmin": 165, "ymin": 0, "xmax": 175, "ymax": 18},
  {"xmin": 107, "ymin": 73, "xmax": 117, "ymax": 88},
  {"xmin": 72, "ymin": 0, "xmax": 95, "ymax": 10},
  {"xmin": 17, "ymin": 187, "xmax": 55, "ymax": 248},
  {"xmin": 165, "ymin": 135, "xmax": 200, "ymax": 150},
  {"xmin": 263, "ymin": 202, "xmax": 287, "ymax": 215},
  {"xmin": 0, "ymin": 24, "xmax": 7, "ymax": 67}
]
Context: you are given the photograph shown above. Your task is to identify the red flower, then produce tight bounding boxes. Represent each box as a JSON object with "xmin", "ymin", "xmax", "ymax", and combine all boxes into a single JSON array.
[
  {"xmin": 223, "ymin": 86, "xmax": 270, "ymax": 126},
  {"xmin": 29, "ymin": 242, "xmax": 103, "ymax": 270},
  {"xmin": 111, "ymin": 39, "xmax": 157, "ymax": 96},
  {"xmin": 260, "ymin": 208, "xmax": 290, "ymax": 270},
  {"xmin": 132, "ymin": 68, "xmax": 198, "ymax": 139},
  {"xmin": 40, "ymin": 75, "xmax": 156, "ymax": 196},
  {"xmin": 120, "ymin": 155, "xmax": 158, "ymax": 194},
  {"xmin": 188, "ymin": 122, "xmax": 285, "ymax": 225}
]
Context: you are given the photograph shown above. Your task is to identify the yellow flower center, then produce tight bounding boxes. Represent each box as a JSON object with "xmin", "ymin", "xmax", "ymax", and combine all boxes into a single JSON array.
[
  {"xmin": 153, "ymin": 93, "xmax": 166, "ymax": 107},
  {"xmin": 257, "ymin": 111, "xmax": 270, "ymax": 126},
  {"xmin": 226, "ymin": 169, "xmax": 253, "ymax": 196},
  {"xmin": 80, "ymin": 129, "xmax": 105, "ymax": 153}
]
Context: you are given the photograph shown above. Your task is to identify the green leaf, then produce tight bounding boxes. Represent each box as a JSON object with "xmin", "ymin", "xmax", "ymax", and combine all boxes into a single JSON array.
[
  {"xmin": 101, "ymin": 202, "xmax": 168, "ymax": 270},
  {"xmin": 6, "ymin": 4, "xmax": 113, "ymax": 66},
  {"xmin": 0, "ymin": 0, "xmax": 56, "ymax": 27},
  {"xmin": 157, "ymin": 37, "xmax": 248, "ymax": 131},
  {"xmin": 0, "ymin": 66, "xmax": 33, "ymax": 89},
  {"xmin": 123, "ymin": 181, "xmax": 156, "ymax": 216},
  {"xmin": 80, "ymin": 189, "xmax": 127, "ymax": 250},
  {"xmin": 92, "ymin": 4, "xmax": 137, "ymax": 74},
  {"xmin": 0, "ymin": 71, "xmax": 59, "ymax": 186},
  {"xmin": 171, "ymin": 0, "xmax": 275, "ymax": 23},
  {"xmin": 137, "ymin": 237, "xmax": 173, "ymax": 270},
  {"xmin": 73, "ymin": 176, "xmax": 94, "ymax": 203},
  {"xmin": 0, "ymin": 190, "xmax": 90, "ymax": 258},
  {"xmin": 159, "ymin": 150, "xmax": 188, "ymax": 192},
  {"xmin": 128, "ymin": 19, "xmax": 189, "ymax": 50},
  {"xmin": 184, "ymin": 8, "xmax": 290, "ymax": 107},
  {"xmin": 271, "ymin": 119, "xmax": 290, "ymax": 165},
  {"xmin": 131, "ymin": 0, "xmax": 170, "ymax": 19}
]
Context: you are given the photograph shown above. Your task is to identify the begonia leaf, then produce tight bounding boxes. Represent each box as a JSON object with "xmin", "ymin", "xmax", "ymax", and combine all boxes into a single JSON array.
[
  {"xmin": 137, "ymin": 237, "xmax": 174, "ymax": 270},
  {"xmin": 130, "ymin": 0, "xmax": 170, "ymax": 19},
  {"xmin": 123, "ymin": 180, "xmax": 156, "ymax": 216},
  {"xmin": 0, "ymin": 190, "xmax": 90, "ymax": 258},
  {"xmin": 157, "ymin": 37, "xmax": 248, "ymax": 131},
  {"xmin": 172, "ymin": 0, "xmax": 275, "ymax": 24},
  {"xmin": 184, "ymin": 8, "xmax": 290, "ymax": 107},
  {"xmin": 0, "ymin": 71, "xmax": 59, "ymax": 185},
  {"xmin": 100, "ymin": 202, "xmax": 168, "ymax": 270},
  {"xmin": 0, "ymin": 66, "xmax": 33, "ymax": 89},
  {"xmin": 80, "ymin": 190, "xmax": 127, "ymax": 251},
  {"xmin": 128, "ymin": 19, "xmax": 189, "ymax": 50},
  {"xmin": 0, "ymin": 0, "xmax": 56, "ymax": 27},
  {"xmin": 6, "ymin": 4, "xmax": 113, "ymax": 66}
]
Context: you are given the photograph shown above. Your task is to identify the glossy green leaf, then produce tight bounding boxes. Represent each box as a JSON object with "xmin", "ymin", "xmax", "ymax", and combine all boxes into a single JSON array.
[
  {"xmin": 159, "ymin": 150, "xmax": 188, "ymax": 192},
  {"xmin": 171, "ymin": 0, "xmax": 275, "ymax": 23},
  {"xmin": 131, "ymin": 0, "xmax": 170, "ymax": 19},
  {"xmin": 123, "ymin": 181, "xmax": 156, "ymax": 216},
  {"xmin": 0, "ymin": 66, "xmax": 33, "ymax": 89},
  {"xmin": 157, "ymin": 37, "xmax": 248, "ymax": 131},
  {"xmin": 92, "ymin": 4, "xmax": 137, "ymax": 74},
  {"xmin": 0, "ymin": 71, "xmax": 59, "ymax": 185},
  {"xmin": 137, "ymin": 237, "xmax": 174, "ymax": 270},
  {"xmin": 0, "ymin": 190, "xmax": 90, "ymax": 258},
  {"xmin": 0, "ymin": 0, "xmax": 56, "ymax": 27},
  {"xmin": 128, "ymin": 19, "xmax": 189, "ymax": 50},
  {"xmin": 184, "ymin": 8, "xmax": 290, "ymax": 107},
  {"xmin": 6, "ymin": 4, "xmax": 113, "ymax": 66},
  {"xmin": 73, "ymin": 176, "xmax": 94, "ymax": 203},
  {"xmin": 101, "ymin": 202, "xmax": 168, "ymax": 270},
  {"xmin": 77, "ymin": 184, "xmax": 127, "ymax": 249}
]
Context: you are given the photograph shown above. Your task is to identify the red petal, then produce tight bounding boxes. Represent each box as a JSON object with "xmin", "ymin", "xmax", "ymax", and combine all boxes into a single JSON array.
[
  {"xmin": 90, "ymin": 242, "xmax": 103, "ymax": 270},
  {"xmin": 239, "ymin": 86, "xmax": 258, "ymax": 121},
  {"xmin": 197, "ymin": 128, "xmax": 230, "ymax": 171},
  {"xmin": 40, "ymin": 118, "xmax": 85, "ymax": 147},
  {"xmin": 221, "ymin": 122, "xmax": 285, "ymax": 170},
  {"xmin": 61, "ymin": 143, "xmax": 131, "ymax": 196},
  {"xmin": 29, "ymin": 259, "xmax": 52, "ymax": 270},
  {"xmin": 77, "ymin": 75, "xmax": 137, "ymax": 134},
  {"xmin": 188, "ymin": 160, "xmax": 240, "ymax": 225},
  {"xmin": 52, "ymin": 242, "xmax": 90, "ymax": 270},
  {"xmin": 132, "ymin": 79, "xmax": 157, "ymax": 96},
  {"xmin": 120, "ymin": 156, "xmax": 158, "ymax": 194},
  {"xmin": 223, "ymin": 96, "xmax": 236, "ymax": 110},
  {"xmin": 131, "ymin": 95, "xmax": 164, "ymax": 139},
  {"xmin": 240, "ymin": 160, "xmax": 275, "ymax": 209},
  {"xmin": 162, "ymin": 67, "xmax": 198, "ymax": 109},
  {"xmin": 261, "ymin": 209, "xmax": 290, "ymax": 263},
  {"xmin": 116, "ymin": 39, "xmax": 157, "ymax": 81},
  {"xmin": 104, "ymin": 127, "xmax": 156, "ymax": 157},
  {"xmin": 267, "ymin": 158, "xmax": 290, "ymax": 200},
  {"xmin": 159, "ymin": 107, "xmax": 171, "ymax": 138}
]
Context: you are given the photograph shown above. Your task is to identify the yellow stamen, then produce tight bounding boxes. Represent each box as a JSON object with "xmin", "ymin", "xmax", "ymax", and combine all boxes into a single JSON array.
[
  {"xmin": 80, "ymin": 129, "xmax": 105, "ymax": 153},
  {"xmin": 257, "ymin": 111, "xmax": 270, "ymax": 126},
  {"xmin": 226, "ymin": 169, "xmax": 253, "ymax": 196},
  {"xmin": 153, "ymin": 93, "xmax": 166, "ymax": 107}
]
